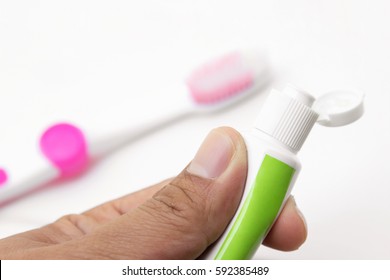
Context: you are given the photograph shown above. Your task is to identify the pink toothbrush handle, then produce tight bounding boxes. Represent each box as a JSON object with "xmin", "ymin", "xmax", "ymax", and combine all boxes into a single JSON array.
[{"xmin": 0, "ymin": 124, "xmax": 88, "ymax": 205}]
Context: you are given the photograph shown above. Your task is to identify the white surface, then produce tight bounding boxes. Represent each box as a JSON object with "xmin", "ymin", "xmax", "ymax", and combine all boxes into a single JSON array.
[{"xmin": 0, "ymin": 0, "xmax": 389, "ymax": 259}]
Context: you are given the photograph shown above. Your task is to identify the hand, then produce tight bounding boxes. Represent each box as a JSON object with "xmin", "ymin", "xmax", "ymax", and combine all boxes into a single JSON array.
[{"xmin": 0, "ymin": 127, "xmax": 307, "ymax": 259}]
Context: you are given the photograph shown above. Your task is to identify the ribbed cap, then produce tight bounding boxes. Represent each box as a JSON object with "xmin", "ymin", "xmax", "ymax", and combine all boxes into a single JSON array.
[{"xmin": 255, "ymin": 85, "xmax": 319, "ymax": 152}]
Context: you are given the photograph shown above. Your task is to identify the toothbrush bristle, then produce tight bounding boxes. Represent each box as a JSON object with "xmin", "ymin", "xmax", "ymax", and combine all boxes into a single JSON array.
[{"xmin": 186, "ymin": 52, "xmax": 255, "ymax": 104}]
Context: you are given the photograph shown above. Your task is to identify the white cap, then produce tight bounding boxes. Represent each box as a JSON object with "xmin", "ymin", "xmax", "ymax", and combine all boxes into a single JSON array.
[
  {"xmin": 254, "ymin": 85, "xmax": 364, "ymax": 152},
  {"xmin": 313, "ymin": 89, "xmax": 365, "ymax": 127}
]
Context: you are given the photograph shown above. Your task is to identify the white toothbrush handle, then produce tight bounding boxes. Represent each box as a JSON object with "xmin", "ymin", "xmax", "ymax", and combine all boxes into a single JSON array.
[
  {"xmin": 0, "ymin": 166, "xmax": 58, "ymax": 206},
  {"xmin": 88, "ymin": 104, "xmax": 195, "ymax": 159},
  {"xmin": 0, "ymin": 98, "xmax": 195, "ymax": 206}
]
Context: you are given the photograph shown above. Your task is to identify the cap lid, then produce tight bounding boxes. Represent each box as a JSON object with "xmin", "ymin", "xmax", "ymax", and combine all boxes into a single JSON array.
[
  {"xmin": 254, "ymin": 85, "xmax": 364, "ymax": 153},
  {"xmin": 313, "ymin": 90, "xmax": 364, "ymax": 127}
]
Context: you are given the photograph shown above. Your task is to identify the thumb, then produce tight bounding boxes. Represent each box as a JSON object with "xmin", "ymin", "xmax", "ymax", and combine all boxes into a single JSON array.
[{"xmin": 81, "ymin": 127, "xmax": 247, "ymax": 259}]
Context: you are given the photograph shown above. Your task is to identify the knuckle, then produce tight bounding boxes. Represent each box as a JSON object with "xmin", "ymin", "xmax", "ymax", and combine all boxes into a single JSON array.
[
  {"xmin": 54, "ymin": 214, "xmax": 93, "ymax": 236},
  {"xmin": 57, "ymin": 214, "xmax": 83, "ymax": 227},
  {"xmin": 141, "ymin": 174, "xmax": 210, "ymax": 228}
]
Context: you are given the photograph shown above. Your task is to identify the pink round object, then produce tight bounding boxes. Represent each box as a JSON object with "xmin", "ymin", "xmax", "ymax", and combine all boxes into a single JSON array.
[
  {"xmin": 0, "ymin": 168, "xmax": 8, "ymax": 186},
  {"xmin": 40, "ymin": 123, "xmax": 89, "ymax": 178}
]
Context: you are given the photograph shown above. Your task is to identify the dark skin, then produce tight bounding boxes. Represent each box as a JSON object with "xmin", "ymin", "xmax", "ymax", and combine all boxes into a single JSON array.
[{"xmin": 0, "ymin": 127, "xmax": 307, "ymax": 259}]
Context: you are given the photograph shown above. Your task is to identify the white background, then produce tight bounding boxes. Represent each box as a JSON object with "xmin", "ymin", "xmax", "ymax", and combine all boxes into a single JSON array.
[
  {"xmin": 0, "ymin": 0, "xmax": 389, "ymax": 259},
  {"xmin": 2, "ymin": 260, "xmax": 390, "ymax": 279}
]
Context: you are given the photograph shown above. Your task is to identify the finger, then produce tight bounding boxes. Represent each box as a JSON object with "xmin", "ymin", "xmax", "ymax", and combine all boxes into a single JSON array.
[
  {"xmin": 64, "ymin": 127, "xmax": 248, "ymax": 259},
  {"xmin": 82, "ymin": 178, "xmax": 173, "ymax": 224},
  {"xmin": 262, "ymin": 196, "xmax": 307, "ymax": 251},
  {"xmin": 0, "ymin": 179, "xmax": 174, "ymax": 258}
]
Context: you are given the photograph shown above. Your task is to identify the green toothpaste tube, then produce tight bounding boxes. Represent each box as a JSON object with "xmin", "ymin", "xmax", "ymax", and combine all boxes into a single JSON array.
[{"xmin": 201, "ymin": 84, "xmax": 364, "ymax": 260}]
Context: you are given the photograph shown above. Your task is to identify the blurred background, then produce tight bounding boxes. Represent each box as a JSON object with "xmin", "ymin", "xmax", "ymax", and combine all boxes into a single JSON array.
[{"xmin": 0, "ymin": 0, "xmax": 389, "ymax": 259}]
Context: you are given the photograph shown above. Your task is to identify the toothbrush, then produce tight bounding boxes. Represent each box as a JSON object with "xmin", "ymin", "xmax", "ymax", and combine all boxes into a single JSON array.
[{"xmin": 0, "ymin": 50, "xmax": 270, "ymax": 205}]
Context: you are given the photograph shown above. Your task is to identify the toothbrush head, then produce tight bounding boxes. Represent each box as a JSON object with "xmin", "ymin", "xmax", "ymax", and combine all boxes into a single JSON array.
[{"xmin": 186, "ymin": 51, "xmax": 270, "ymax": 106}]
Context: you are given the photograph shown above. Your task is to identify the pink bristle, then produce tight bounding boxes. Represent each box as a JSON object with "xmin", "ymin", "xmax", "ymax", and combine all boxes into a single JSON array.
[{"xmin": 186, "ymin": 52, "xmax": 254, "ymax": 104}]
